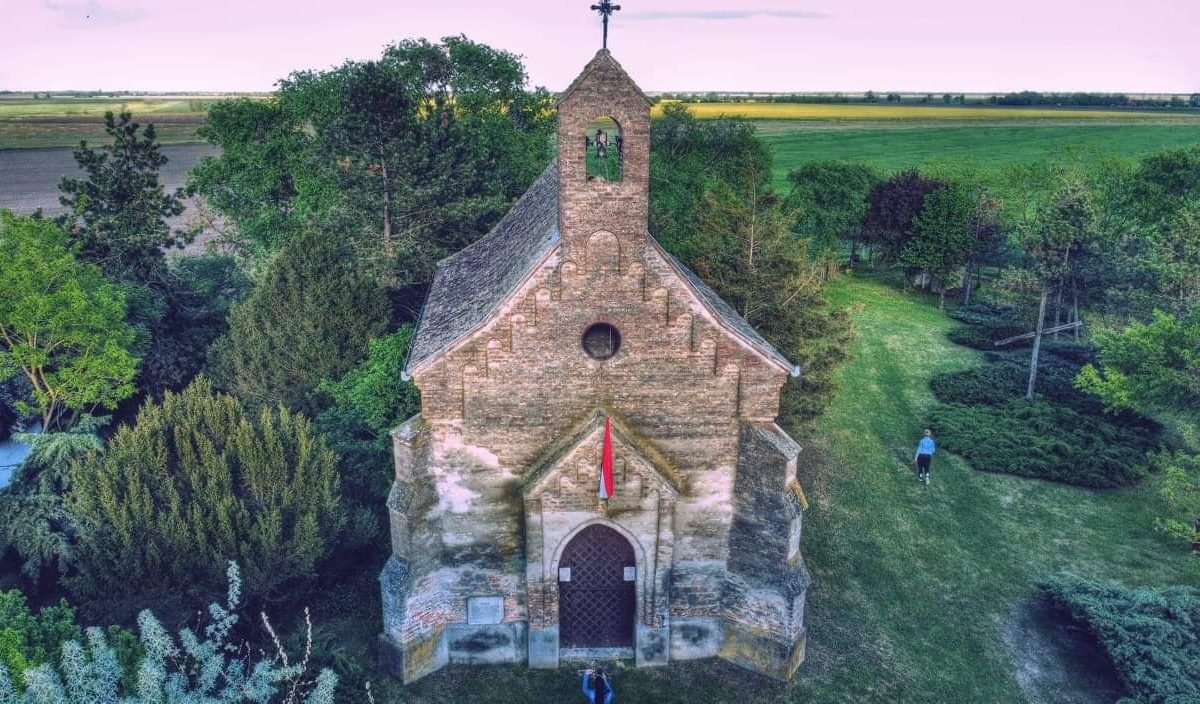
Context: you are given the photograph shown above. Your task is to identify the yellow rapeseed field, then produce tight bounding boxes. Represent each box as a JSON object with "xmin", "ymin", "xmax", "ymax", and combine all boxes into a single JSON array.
[{"xmin": 652, "ymin": 101, "xmax": 1193, "ymax": 121}]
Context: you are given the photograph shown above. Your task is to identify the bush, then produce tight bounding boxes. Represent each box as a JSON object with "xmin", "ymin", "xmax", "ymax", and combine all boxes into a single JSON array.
[
  {"xmin": 0, "ymin": 591, "xmax": 80, "ymax": 688},
  {"xmin": 928, "ymin": 400, "xmax": 1156, "ymax": 487},
  {"xmin": 930, "ymin": 352, "xmax": 1108, "ymax": 413},
  {"xmin": 0, "ymin": 563, "xmax": 337, "ymax": 703},
  {"xmin": 946, "ymin": 301, "xmax": 1028, "ymax": 350},
  {"xmin": 1041, "ymin": 575, "xmax": 1200, "ymax": 704},
  {"xmin": 68, "ymin": 378, "xmax": 342, "ymax": 607},
  {"xmin": 317, "ymin": 325, "xmax": 419, "ymax": 437}
]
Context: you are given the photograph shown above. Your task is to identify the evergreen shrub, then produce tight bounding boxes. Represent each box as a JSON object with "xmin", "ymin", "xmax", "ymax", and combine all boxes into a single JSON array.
[
  {"xmin": 68, "ymin": 378, "xmax": 342, "ymax": 607},
  {"xmin": 929, "ymin": 400, "xmax": 1155, "ymax": 487},
  {"xmin": 1041, "ymin": 575, "xmax": 1200, "ymax": 704}
]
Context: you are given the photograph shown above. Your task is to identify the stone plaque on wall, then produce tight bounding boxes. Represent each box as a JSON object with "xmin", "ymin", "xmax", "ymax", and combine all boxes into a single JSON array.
[{"xmin": 467, "ymin": 596, "xmax": 504, "ymax": 625}]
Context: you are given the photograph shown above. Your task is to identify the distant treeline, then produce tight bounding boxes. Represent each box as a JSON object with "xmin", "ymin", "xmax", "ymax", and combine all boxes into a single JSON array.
[{"xmin": 655, "ymin": 90, "xmax": 1200, "ymax": 109}]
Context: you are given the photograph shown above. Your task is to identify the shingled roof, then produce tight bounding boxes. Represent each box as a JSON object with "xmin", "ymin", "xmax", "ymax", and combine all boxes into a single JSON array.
[
  {"xmin": 406, "ymin": 162, "xmax": 560, "ymax": 371},
  {"xmin": 405, "ymin": 161, "xmax": 799, "ymax": 377}
]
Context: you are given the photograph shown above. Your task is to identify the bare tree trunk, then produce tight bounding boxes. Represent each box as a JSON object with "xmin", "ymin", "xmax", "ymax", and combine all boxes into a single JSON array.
[
  {"xmin": 939, "ymin": 287, "xmax": 946, "ymax": 310},
  {"xmin": 1053, "ymin": 286, "xmax": 1063, "ymax": 340},
  {"xmin": 963, "ymin": 262, "xmax": 975, "ymax": 306},
  {"xmin": 1072, "ymin": 285, "xmax": 1080, "ymax": 340},
  {"xmin": 380, "ymin": 155, "xmax": 394, "ymax": 257},
  {"xmin": 1027, "ymin": 289, "xmax": 1049, "ymax": 399}
]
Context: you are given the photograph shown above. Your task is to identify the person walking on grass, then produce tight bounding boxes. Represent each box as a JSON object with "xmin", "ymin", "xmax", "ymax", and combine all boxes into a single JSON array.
[{"xmin": 915, "ymin": 429, "xmax": 936, "ymax": 484}]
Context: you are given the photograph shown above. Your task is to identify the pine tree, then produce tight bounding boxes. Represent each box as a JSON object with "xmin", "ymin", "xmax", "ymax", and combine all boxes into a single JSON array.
[
  {"xmin": 207, "ymin": 227, "xmax": 390, "ymax": 413},
  {"xmin": 68, "ymin": 379, "xmax": 342, "ymax": 605},
  {"xmin": 57, "ymin": 111, "xmax": 188, "ymax": 282}
]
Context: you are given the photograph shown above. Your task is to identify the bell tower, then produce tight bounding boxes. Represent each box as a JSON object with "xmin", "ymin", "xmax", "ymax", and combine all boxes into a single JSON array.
[{"xmin": 556, "ymin": 49, "xmax": 653, "ymax": 268}]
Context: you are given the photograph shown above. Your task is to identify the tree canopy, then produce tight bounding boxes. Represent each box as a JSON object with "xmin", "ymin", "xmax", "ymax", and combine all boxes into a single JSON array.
[
  {"xmin": 57, "ymin": 111, "xmax": 188, "ymax": 282},
  {"xmin": 0, "ymin": 212, "xmax": 138, "ymax": 430},
  {"xmin": 191, "ymin": 36, "xmax": 555, "ymax": 311},
  {"xmin": 68, "ymin": 378, "xmax": 342, "ymax": 606},
  {"xmin": 207, "ymin": 227, "xmax": 390, "ymax": 413}
]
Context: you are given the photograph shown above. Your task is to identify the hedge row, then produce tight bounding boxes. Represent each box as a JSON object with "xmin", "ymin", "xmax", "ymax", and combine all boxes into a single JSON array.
[
  {"xmin": 929, "ymin": 400, "xmax": 1154, "ymax": 488},
  {"xmin": 1041, "ymin": 575, "xmax": 1200, "ymax": 704}
]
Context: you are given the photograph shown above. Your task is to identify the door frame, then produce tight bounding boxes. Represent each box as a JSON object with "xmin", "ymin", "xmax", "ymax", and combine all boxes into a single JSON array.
[{"xmin": 556, "ymin": 522, "xmax": 638, "ymax": 649}]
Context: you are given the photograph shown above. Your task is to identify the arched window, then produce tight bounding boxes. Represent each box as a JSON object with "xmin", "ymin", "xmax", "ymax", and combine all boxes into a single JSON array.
[{"xmin": 585, "ymin": 116, "xmax": 622, "ymax": 181}]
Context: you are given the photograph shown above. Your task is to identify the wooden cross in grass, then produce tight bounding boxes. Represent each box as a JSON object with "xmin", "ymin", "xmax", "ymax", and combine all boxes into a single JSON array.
[{"xmin": 590, "ymin": 1, "xmax": 621, "ymax": 49}]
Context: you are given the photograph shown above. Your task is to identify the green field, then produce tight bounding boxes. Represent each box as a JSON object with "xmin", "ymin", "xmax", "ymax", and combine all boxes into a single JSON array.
[
  {"xmin": 0, "ymin": 95, "xmax": 233, "ymax": 149},
  {"xmin": 311, "ymin": 275, "xmax": 1189, "ymax": 703},
  {"xmin": 657, "ymin": 101, "xmax": 1200, "ymax": 122},
  {"xmin": 761, "ymin": 122, "xmax": 1200, "ymax": 190}
]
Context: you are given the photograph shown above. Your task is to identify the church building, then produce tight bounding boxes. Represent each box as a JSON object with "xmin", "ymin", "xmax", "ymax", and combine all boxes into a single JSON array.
[{"xmin": 380, "ymin": 46, "xmax": 811, "ymax": 683}]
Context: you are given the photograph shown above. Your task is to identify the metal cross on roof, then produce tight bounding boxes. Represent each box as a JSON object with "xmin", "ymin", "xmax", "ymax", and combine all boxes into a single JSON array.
[{"xmin": 590, "ymin": 1, "xmax": 621, "ymax": 49}]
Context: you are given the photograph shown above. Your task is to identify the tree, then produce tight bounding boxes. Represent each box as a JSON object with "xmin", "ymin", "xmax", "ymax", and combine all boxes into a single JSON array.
[
  {"xmin": 0, "ymin": 416, "xmax": 104, "ymax": 584},
  {"xmin": 1103, "ymin": 148, "xmax": 1200, "ymax": 318},
  {"xmin": 0, "ymin": 564, "xmax": 337, "ymax": 703},
  {"xmin": 691, "ymin": 182, "xmax": 855, "ymax": 422},
  {"xmin": 57, "ymin": 111, "xmax": 187, "ymax": 282},
  {"xmin": 1018, "ymin": 179, "xmax": 1097, "ymax": 397},
  {"xmin": 1076, "ymin": 309, "xmax": 1200, "ymax": 415},
  {"xmin": 862, "ymin": 170, "xmax": 946, "ymax": 263},
  {"xmin": 189, "ymin": 98, "xmax": 310, "ymax": 255},
  {"xmin": 786, "ymin": 161, "xmax": 879, "ymax": 276},
  {"xmin": 0, "ymin": 212, "xmax": 138, "ymax": 431},
  {"xmin": 649, "ymin": 104, "xmax": 854, "ymax": 422},
  {"xmin": 902, "ymin": 183, "xmax": 977, "ymax": 308},
  {"xmin": 195, "ymin": 36, "xmax": 555, "ymax": 310},
  {"xmin": 207, "ymin": 227, "xmax": 389, "ymax": 413},
  {"xmin": 68, "ymin": 378, "xmax": 342, "ymax": 606},
  {"xmin": 649, "ymin": 103, "xmax": 774, "ymax": 262},
  {"xmin": 961, "ymin": 191, "xmax": 1003, "ymax": 305},
  {"xmin": 1076, "ymin": 308, "xmax": 1200, "ymax": 553}
]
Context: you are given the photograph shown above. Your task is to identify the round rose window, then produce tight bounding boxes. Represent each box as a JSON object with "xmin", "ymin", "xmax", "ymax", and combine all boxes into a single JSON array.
[{"xmin": 581, "ymin": 323, "xmax": 621, "ymax": 360}]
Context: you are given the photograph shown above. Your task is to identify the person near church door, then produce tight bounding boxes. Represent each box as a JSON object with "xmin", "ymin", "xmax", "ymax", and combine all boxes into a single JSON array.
[
  {"xmin": 914, "ymin": 429, "xmax": 936, "ymax": 484},
  {"xmin": 581, "ymin": 667, "xmax": 614, "ymax": 704}
]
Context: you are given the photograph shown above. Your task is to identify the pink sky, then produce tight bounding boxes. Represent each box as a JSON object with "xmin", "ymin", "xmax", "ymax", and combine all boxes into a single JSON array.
[{"xmin": 1, "ymin": 0, "xmax": 1197, "ymax": 93}]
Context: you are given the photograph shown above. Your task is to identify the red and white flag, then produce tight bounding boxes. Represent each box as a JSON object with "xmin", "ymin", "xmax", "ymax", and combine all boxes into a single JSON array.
[{"xmin": 599, "ymin": 416, "xmax": 615, "ymax": 501}]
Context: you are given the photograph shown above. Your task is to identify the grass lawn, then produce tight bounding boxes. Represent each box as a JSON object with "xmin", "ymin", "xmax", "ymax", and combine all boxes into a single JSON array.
[
  {"xmin": 316, "ymin": 275, "xmax": 1193, "ymax": 703},
  {"xmin": 761, "ymin": 123, "xmax": 1200, "ymax": 191},
  {"xmin": 654, "ymin": 102, "xmax": 1200, "ymax": 122}
]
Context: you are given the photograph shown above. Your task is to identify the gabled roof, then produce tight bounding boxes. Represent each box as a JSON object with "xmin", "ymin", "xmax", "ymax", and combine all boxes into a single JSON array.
[
  {"xmin": 404, "ymin": 158, "xmax": 800, "ymax": 377},
  {"xmin": 557, "ymin": 49, "xmax": 653, "ymax": 108},
  {"xmin": 521, "ymin": 410, "xmax": 684, "ymax": 496},
  {"xmin": 406, "ymin": 162, "xmax": 560, "ymax": 373}
]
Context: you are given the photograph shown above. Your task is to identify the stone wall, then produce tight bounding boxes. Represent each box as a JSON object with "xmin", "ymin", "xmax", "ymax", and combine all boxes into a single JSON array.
[{"xmin": 720, "ymin": 423, "xmax": 810, "ymax": 680}]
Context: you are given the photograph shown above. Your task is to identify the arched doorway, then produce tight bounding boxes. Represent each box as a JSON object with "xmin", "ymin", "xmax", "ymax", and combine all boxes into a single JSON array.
[{"xmin": 558, "ymin": 524, "xmax": 636, "ymax": 648}]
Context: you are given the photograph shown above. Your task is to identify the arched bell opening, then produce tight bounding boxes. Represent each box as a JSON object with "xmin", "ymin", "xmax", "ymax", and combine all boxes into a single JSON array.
[{"xmin": 585, "ymin": 116, "xmax": 623, "ymax": 181}]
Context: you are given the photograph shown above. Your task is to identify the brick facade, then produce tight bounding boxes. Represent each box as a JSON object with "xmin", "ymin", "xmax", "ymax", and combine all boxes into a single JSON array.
[{"xmin": 380, "ymin": 49, "xmax": 810, "ymax": 683}]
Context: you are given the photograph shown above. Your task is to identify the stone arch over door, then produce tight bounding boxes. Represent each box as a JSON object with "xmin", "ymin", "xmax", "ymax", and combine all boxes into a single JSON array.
[{"xmin": 557, "ymin": 523, "xmax": 637, "ymax": 648}]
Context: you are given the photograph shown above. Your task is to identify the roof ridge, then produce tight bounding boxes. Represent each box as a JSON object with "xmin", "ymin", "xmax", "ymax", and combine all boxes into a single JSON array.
[{"xmin": 557, "ymin": 49, "xmax": 653, "ymax": 108}]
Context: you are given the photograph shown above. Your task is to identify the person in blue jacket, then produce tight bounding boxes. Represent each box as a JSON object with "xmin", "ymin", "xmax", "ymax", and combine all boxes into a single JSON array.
[
  {"xmin": 915, "ymin": 429, "xmax": 936, "ymax": 484},
  {"xmin": 581, "ymin": 667, "xmax": 614, "ymax": 704}
]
